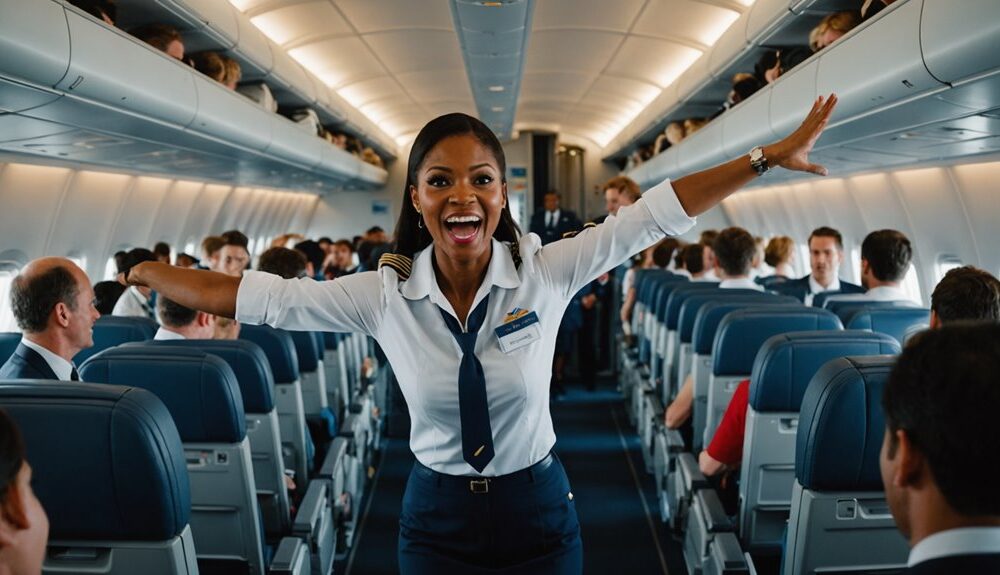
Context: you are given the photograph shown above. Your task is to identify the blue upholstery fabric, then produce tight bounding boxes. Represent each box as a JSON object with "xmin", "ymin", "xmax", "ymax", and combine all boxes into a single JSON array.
[
  {"xmin": 713, "ymin": 308, "xmax": 843, "ymax": 375},
  {"xmin": 749, "ymin": 331, "xmax": 901, "ymax": 412},
  {"xmin": 665, "ymin": 283, "xmax": 720, "ymax": 330},
  {"xmin": 290, "ymin": 330, "xmax": 320, "ymax": 372},
  {"xmin": 312, "ymin": 332, "xmax": 325, "ymax": 358},
  {"xmin": 130, "ymin": 340, "xmax": 275, "ymax": 413},
  {"xmin": 796, "ymin": 356, "xmax": 897, "ymax": 491},
  {"xmin": 240, "ymin": 324, "xmax": 300, "ymax": 383},
  {"xmin": 74, "ymin": 315, "xmax": 157, "ymax": 364},
  {"xmin": 653, "ymin": 278, "xmax": 690, "ymax": 322},
  {"xmin": 678, "ymin": 290, "xmax": 778, "ymax": 344},
  {"xmin": 0, "ymin": 381, "xmax": 190, "ymax": 540},
  {"xmin": 845, "ymin": 307, "xmax": 931, "ymax": 345},
  {"xmin": 80, "ymin": 347, "xmax": 246, "ymax": 443},
  {"xmin": 0, "ymin": 333, "xmax": 20, "ymax": 364},
  {"xmin": 826, "ymin": 300, "xmax": 913, "ymax": 325},
  {"xmin": 809, "ymin": 288, "xmax": 866, "ymax": 309},
  {"xmin": 323, "ymin": 332, "xmax": 340, "ymax": 351},
  {"xmin": 689, "ymin": 296, "xmax": 800, "ymax": 352}
]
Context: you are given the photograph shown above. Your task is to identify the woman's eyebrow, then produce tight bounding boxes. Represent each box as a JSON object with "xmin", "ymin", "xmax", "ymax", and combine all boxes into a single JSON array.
[{"xmin": 426, "ymin": 165, "xmax": 453, "ymax": 173}]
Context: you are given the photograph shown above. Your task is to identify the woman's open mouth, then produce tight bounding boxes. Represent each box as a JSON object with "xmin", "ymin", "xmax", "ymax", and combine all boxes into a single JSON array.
[{"xmin": 444, "ymin": 214, "xmax": 482, "ymax": 244}]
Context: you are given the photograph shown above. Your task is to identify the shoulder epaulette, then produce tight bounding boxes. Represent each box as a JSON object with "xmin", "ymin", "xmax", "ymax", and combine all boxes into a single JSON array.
[
  {"xmin": 378, "ymin": 253, "xmax": 413, "ymax": 281},
  {"xmin": 508, "ymin": 240, "xmax": 522, "ymax": 270},
  {"xmin": 561, "ymin": 222, "xmax": 597, "ymax": 240}
]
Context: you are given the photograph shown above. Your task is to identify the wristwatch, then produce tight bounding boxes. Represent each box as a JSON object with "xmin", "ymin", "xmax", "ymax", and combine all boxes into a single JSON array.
[{"xmin": 749, "ymin": 146, "xmax": 769, "ymax": 176}]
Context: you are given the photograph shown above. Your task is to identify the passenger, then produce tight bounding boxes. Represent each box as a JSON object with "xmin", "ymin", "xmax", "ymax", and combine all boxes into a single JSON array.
[
  {"xmin": 881, "ymin": 323, "xmax": 1000, "ymax": 573},
  {"xmin": 0, "ymin": 258, "xmax": 98, "ymax": 381},
  {"xmin": 773, "ymin": 226, "xmax": 862, "ymax": 305},
  {"xmin": 293, "ymin": 240, "xmax": 326, "ymax": 280},
  {"xmin": 174, "ymin": 253, "xmax": 199, "ymax": 269},
  {"xmin": 0, "ymin": 409, "xmax": 49, "ymax": 574},
  {"xmin": 153, "ymin": 241, "xmax": 171, "ymax": 265},
  {"xmin": 654, "ymin": 121, "xmax": 685, "ymax": 155},
  {"xmin": 92, "ymin": 280, "xmax": 126, "ymax": 315},
  {"xmin": 221, "ymin": 55, "xmax": 242, "ymax": 90},
  {"xmin": 218, "ymin": 237, "xmax": 250, "ymax": 278},
  {"xmin": 761, "ymin": 47, "xmax": 813, "ymax": 84},
  {"xmin": 130, "ymin": 23, "xmax": 185, "ymax": 61},
  {"xmin": 810, "ymin": 11, "xmax": 861, "ymax": 52},
  {"xmin": 699, "ymin": 229, "xmax": 719, "ymax": 280},
  {"xmin": 825, "ymin": 229, "xmax": 915, "ymax": 305},
  {"xmin": 189, "ymin": 51, "xmax": 226, "ymax": 84},
  {"xmin": 759, "ymin": 235, "xmax": 795, "ymax": 284},
  {"xmin": 317, "ymin": 236, "xmax": 334, "ymax": 258},
  {"xmin": 928, "ymin": 266, "xmax": 1000, "ymax": 328},
  {"xmin": 268, "ymin": 233, "xmax": 305, "ymax": 250},
  {"xmin": 683, "ymin": 118, "xmax": 707, "ymax": 136},
  {"xmin": 665, "ymin": 227, "xmax": 763, "ymax": 429},
  {"xmin": 620, "ymin": 239, "xmax": 680, "ymax": 339},
  {"xmin": 113, "ymin": 250, "xmax": 128, "ymax": 275},
  {"xmin": 200, "ymin": 235, "xmax": 225, "ymax": 271},
  {"xmin": 112, "ymin": 248, "xmax": 157, "ymax": 319},
  {"xmin": 117, "ymin": 99, "xmax": 837, "ymax": 573},
  {"xmin": 67, "ymin": 0, "xmax": 115, "ymax": 25},
  {"xmin": 258, "ymin": 247, "xmax": 308, "ymax": 280},
  {"xmin": 751, "ymin": 235, "xmax": 768, "ymax": 277},
  {"xmin": 324, "ymin": 239, "xmax": 357, "ymax": 279},
  {"xmin": 530, "ymin": 191, "xmax": 581, "ymax": 245},
  {"xmin": 672, "ymin": 243, "xmax": 689, "ymax": 277},
  {"xmin": 600, "ymin": 176, "xmax": 642, "ymax": 221},
  {"xmin": 154, "ymin": 296, "xmax": 215, "ymax": 341},
  {"xmin": 680, "ymin": 243, "xmax": 714, "ymax": 282}
]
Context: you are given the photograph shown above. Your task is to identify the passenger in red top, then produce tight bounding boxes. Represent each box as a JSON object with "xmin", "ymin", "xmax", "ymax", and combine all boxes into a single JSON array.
[{"xmin": 699, "ymin": 379, "xmax": 751, "ymax": 477}]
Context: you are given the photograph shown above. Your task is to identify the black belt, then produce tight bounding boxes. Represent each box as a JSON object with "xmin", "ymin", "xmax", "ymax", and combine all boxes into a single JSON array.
[{"xmin": 413, "ymin": 452, "xmax": 555, "ymax": 494}]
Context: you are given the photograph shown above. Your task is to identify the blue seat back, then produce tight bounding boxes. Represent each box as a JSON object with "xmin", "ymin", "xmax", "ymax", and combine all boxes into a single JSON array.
[
  {"xmin": 0, "ymin": 332, "xmax": 21, "ymax": 364},
  {"xmin": 653, "ymin": 277, "xmax": 690, "ymax": 322},
  {"xmin": 323, "ymin": 332, "xmax": 339, "ymax": 351},
  {"xmin": 129, "ymin": 340, "xmax": 275, "ymax": 413},
  {"xmin": 713, "ymin": 307, "xmax": 843, "ymax": 376},
  {"xmin": 811, "ymin": 290, "xmax": 867, "ymax": 309},
  {"xmin": 826, "ymin": 299, "xmax": 913, "ymax": 324},
  {"xmin": 240, "ymin": 324, "xmax": 300, "ymax": 384},
  {"xmin": 0, "ymin": 381, "xmax": 190, "ymax": 540},
  {"xmin": 80, "ymin": 347, "xmax": 246, "ymax": 443},
  {"xmin": 665, "ymin": 283, "xmax": 720, "ymax": 330},
  {"xmin": 750, "ymin": 332, "xmax": 901, "ymax": 413},
  {"xmin": 845, "ymin": 307, "xmax": 931, "ymax": 345},
  {"xmin": 689, "ymin": 295, "xmax": 799, "ymax": 352},
  {"xmin": 74, "ymin": 315, "xmax": 157, "ymax": 364},
  {"xmin": 796, "ymin": 356, "xmax": 897, "ymax": 491},
  {"xmin": 678, "ymin": 290, "xmax": 778, "ymax": 344},
  {"xmin": 290, "ymin": 330, "xmax": 320, "ymax": 373}
]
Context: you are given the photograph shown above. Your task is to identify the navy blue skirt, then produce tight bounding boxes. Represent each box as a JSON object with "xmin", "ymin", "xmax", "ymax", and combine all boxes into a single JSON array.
[{"xmin": 398, "ymin": 453, "xmax": 583, "ymax": 574}]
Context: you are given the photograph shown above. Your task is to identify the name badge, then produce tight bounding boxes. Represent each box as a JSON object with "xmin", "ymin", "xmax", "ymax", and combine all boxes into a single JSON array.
[{"xmin": 494, "ymin": 309, "xmax": 541, "ymax": 354}]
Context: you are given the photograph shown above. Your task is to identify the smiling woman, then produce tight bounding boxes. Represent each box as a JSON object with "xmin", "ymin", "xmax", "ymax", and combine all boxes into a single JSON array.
[{"xmin": 119, "ymin": 95, "xmax": 836, "ymax": 575}]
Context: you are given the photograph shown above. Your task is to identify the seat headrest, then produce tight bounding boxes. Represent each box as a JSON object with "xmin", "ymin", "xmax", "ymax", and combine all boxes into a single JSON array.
[
  {"xmin": 129, "ymin": 340, "xmax": 275, "ymax": 413},
  {"xmin": 323, "ymin": 332, "xmax": 339, "ymax": 350},
  {"xmin": 796, "ymin": 356, "xmax": 897, "ymax": 491},
  {"xmin": 678, "ymin": 291, "xmax": 778, "ymax": 344},
  {"xmin": 749, "ymin": 331, "xmax": 901, "ymax": 412},
  {"xmin": 665, "ymin": 283, "xmax": 720, "ymax": 329},
  {"xmin": 0, "ymin": 381, "xmax": 190, "ymax": 541},
  {"xmin": 74, "ymin": 315, "xmax": 158, "ymax": 364},
  {"xmin": 713, "ymin": 307, "xmax": 843, "ymax": 375},
  {"xmin": 290, "ymin": 331, "xmax": 320, "ymax": 372},
  {"xmin": 827, "ymin": 299, "xmax": 914, "ymax": 324},
  {"xmin": 239, "ymin": 324, "xmax": 300, "ymax": 383},
  {"xmin": 0, "ymin": 332, "xmax": 21, "ymax": 364},
  {"xmin": 688, "ymin": 295, "xmax": 799, "ymax": 350},
  {"xmin": 80, "ymin": 347, "xmax": 246, "ymax": 443},
  {"xmin": 845, "ymin": 307, "xmax": 931, "ymax": 345}
]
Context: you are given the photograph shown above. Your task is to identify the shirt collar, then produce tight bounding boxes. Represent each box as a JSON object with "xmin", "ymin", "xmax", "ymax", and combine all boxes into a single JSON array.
[
  {"xmin": 154, "ymin": 327, "xmax": 186, "ymax": 341},
  {"xmin": 809, "ymin": 274, "xmax": 841, "ymax": 294},
  {"xmin": 400, "ymin": 238, "xmax": 521, "ymax": 302},
  {"xmin": 20, "ymin": 338, "xmax": 74, "ymax": 381},
  {"xmin": 719, "ymin": 277, "xmax": 764, "ymax": 291},
  {"xmin": 908, "ymin": 527, "xmax": 1000, "ymax": 566},
  {"xmin": 867, "ymin": 285, "xmax": 909, "ymax": 300}
]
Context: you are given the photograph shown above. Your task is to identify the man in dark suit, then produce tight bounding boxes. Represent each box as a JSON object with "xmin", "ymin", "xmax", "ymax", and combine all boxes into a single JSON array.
[
  {"xmin": 881, "ymin": 323, "xmax": 1000, "ymax": 574},
  {"xmin": 0, "ymin": 258, "xmax": 99, "ymax": 381},
  {"xmin": 529, "ymin": 191, "xmax": 581, "ymax": 245},
  {"xmin": 772, "ymin": 226, "xmax": 863, "ymax": 305}
]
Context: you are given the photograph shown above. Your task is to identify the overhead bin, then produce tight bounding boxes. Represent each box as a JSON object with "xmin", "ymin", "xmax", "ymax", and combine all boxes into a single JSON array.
[
  {"xmin": 268, "ymin": 49, "xmax": 317, "ymax": 108},
  {"xmin": 722, "ymin": 89, "xmax": 776, "ymax": 159},
  {"xmin": 266, "ymin": 114, "xmax": 324, "ymax": 171},
  {"xmin": 190, "ymin": 74, "xmax": 272, "ymax": 153},
  {"xmin": 232, "ymin": 13, "xmax": 274, "ymax": 80},
  {"xmin": 0, "ymin": 0, "xmax": 70, "ymax": 112},
  {"xmin": 920, "ymin": 0, "xmax": 1000, "ymax": 85},
  {"xmin": 114, "ymin": 0, "xmax": 239, "ymax": 52},
  {"xmin": 769, "ymin": 58, "xmax": 819, "ymax": 139},
  {"xmin": 677, "ymin": 120, "xmax": 724, "ymax": 175},
  {"xmin": 707, "ymin": 11, "xmax": 751, "ymax": 79}
]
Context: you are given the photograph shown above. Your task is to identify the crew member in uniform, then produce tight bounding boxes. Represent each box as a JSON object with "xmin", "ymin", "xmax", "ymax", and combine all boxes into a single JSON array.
[{"xmin": 117, "ymin": 96, "xmax": 837, "ymax": 574}]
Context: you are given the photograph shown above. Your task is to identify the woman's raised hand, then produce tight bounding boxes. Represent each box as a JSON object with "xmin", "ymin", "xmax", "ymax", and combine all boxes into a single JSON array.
[{"xmin": 770, "ymin": 94, "xmax": 838, "ymax": 176}]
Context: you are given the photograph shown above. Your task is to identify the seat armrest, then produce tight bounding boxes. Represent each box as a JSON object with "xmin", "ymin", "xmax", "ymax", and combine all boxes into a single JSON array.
[
  {"xmin": 665, "ymin": 428, "xmax": 685, "ymax": 453},
  {"xmin": 318, "ymin": 437, "xmax": 349, "ymax": 479},
  {"xmin": 696, "ymin": 489, "xmax": 734, "ymax": 533},
  {"xmin": 744, "ymin": 552, "xmax": 758, "ymax": 575},
  {"xmin": 339, "ymin": 414, "xmax": 360, "ymax": 438},
  {"xmin": 705, "ymin": 532, "xmax": 748, "ymax": 574},
  {"xmin": 269, "ymin": 537, "xmax": 310, "ymax": 575},
  {"xmin": 647, "ymin": 395, "xmax": 664, "ymax": 416},
  {"xmin": 678, "ymin": 452, "xmax": 709, "ymax": 493},
  {"xmin": 292, "ymin": 480, "xmax": 327, "ymax": 538}
]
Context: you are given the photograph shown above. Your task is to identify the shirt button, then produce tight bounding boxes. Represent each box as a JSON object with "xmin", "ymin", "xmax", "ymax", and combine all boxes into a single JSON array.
[{"xmin": 567, "ymin": 492, "xmax": 574, "ymax": 501}]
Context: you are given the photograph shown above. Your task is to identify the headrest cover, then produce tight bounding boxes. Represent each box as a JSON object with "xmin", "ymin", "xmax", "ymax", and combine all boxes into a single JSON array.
[
  {"xmin": 796, "ymin": 356, "xmax": 897, "ymax": 491},
  {"xmin": 0, "ymin": 382, "xmax": 190, "ymax": 540},
  {"xmin": 665, "ymin": 283, "xmax": 720, "ymax": 329},
  {"xmin": 80, "ymin": 348, "xmax": 246, "ymax": 442},
  {"xmin": 239, "ymin": 324, "xmax": 300, "ymax": 382},
  {"xmin": 74, "ymin": 315, "xmax": 157, "ymax": 363},
  {"xmin": 845, "ymin": 307, "xmax": 931, "ymax": 345},
  {"xmin": 713, "ymin": 308, "xmax": 843, "ymax": 375},
  {"xmin": 689, "ymin": 296, "xmax": 798, "ymax": 351},
  {"xmin": 290, "ymin": 331, "xmax": 320, "ymax": 372},
  {"xmin": 749, "ymin": 331, "xmax": 901, "ymax": 412},
  {"xmin": 132, "ymin": 340, "xmax": 275, "ymax": 413}
]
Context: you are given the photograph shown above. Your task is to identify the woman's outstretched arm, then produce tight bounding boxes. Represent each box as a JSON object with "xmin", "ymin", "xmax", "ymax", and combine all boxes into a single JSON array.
[{"xmin": 120, "ymin": 264, "xmax": 240, "ymax": 318}]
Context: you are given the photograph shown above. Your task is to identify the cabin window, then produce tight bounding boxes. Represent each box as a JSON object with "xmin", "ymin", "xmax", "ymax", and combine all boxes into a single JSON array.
[
  {"xmin": 0, "ymin": 261, "xmax": 21, "ymax": 332},
  {"xmin": 901, "ymin": 264, "xmax": 923, "ymax": 305},
  {"xmin": 850, "ymin": 247, "xmax": 861, "ymax": 285},
  {"xmin": 796, "ymin": 244, "xmax": 811, "ymax": 278},
  {"xmin": 935, "ymin": 255, "xmax": 963, "ymax": 283}
]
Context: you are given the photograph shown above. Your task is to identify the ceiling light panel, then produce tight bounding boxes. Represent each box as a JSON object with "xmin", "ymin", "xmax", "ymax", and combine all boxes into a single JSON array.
[
  {"xmin": 288, "ymin": 37, "xmax": 385, "ymax": 88},
  {"xmin": 532, "ymin": 0, "xmax": 647, "ymax": 33},
  {"xmin": 633, "ymin": 0, "xmax": 741, "ymax": 47},
  {"xmin": 335, "ymin": 0, "xmax": 455, "ymax": 34},
  {"xmin": 249, "ymin": 2, "xmax": 352, "ymax": 47}
]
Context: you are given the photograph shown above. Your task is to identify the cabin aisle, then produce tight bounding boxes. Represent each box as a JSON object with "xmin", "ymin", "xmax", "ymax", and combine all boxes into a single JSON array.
[{"xmin": 339, "ymin": 378, "xmax": 686, "ymax": 574}]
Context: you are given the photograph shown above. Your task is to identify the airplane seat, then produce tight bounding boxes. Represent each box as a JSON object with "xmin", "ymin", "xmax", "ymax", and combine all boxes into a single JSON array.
[
  {"xmin": 240, "ymin": 324, "xmax": 314, "ymax": 484},
  {"xmin": 845, "ymin": 307, "xmax": 931, "ymax": 346},
  {"xmin": 663, "ymin": 283, "xmax": 721, "ymax": 406},
  {"xmin": 825, "ymin": 299, "xmax": 916, "ymax": 325},
  {"xmin": 650, "ymin": 276, "xmax": 690, "ymax": 395},
  {"xmin": 0, "ymin": 381, "xmax": 198, "ymax": 575},
  {"xmin": 0, "ymin": 332, "xmax": 21, "ymax": 364},
  {"xmin": 289, "ymin": 330, "xmax": 338, "ymax": 444},
  {"xmin": 735, "ymin": 332, "xmax": 901, "ymax": 555},
  {"xmin": 73, "ymin": 315, "xmax": 157, "ymax": 363},
  {"xmin": 783, "ymin": 356, "xmax": 910, "ymax": 575},
  {"xmin": 321, "ymin": 332, "xmax": 344, "ymax": 419},
  {"xmin": 79, "ymin": 348, "xmax": 311, "ymax": 575}
]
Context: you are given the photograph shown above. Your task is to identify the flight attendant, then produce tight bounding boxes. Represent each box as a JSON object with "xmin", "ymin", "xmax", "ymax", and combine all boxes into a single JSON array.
[{"xmin": 119, "ymin": 95, "xmax": 837, "ymax": 574}]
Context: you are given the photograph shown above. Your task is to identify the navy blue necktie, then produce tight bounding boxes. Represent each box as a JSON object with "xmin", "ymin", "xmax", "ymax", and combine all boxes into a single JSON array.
[
  {"xmin": 439, "ymin": 296, "xmax": 495, "ymax": 473},
  {"xmin": 70, "ymin": 367, "xmax": 79, "ymax": 381}
]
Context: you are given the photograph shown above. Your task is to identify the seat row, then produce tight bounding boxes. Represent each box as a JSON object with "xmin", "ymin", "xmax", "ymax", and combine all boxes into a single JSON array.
[
  {"xmin": 0, "ymin": 317, "xmax": 388, "ymax": 575},
  {"xmin": 619, "ymin": 269, "xmax": 928, "ymax": 574}
]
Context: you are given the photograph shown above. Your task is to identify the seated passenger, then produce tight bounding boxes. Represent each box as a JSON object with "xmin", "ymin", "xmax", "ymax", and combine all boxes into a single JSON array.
[
  {"xmin": 774, "ymin": 226, "xmax": 863, "ymax": 305},
  {"xmin": 0, "ymin": 258, "xmax": 98, "ymax": 381},
  {"xmin": 222, "ymin": 55, "xmax": 242, "ymax": 90},
  {"xmin": 112, "ymin": 248, "xmax": 157, "ymax": 319},
  {"xmin": 258, "ymin": 247, "xmax": 308, "ymax": 280},
  {"xmin": 218, "ymin": 233, "xmax": 250, "ymax": 278},
  {"xmin": 825, "ymin": 229, "xmax": 915, "ymax": 305},
  {"xmin": 294, "ymin": 240, "xmax": 327, "ymax": 280},
  {"xmin": 665, "ymin": 227, "xmax": 761, "ymax": 429},
  {"xmin": 698, "ymin": 262, "xmax": 1000, "ymax": 478},
  {"xmin": 810, "ymin": 11, "xmax": 861, "ymax": 52},
  {"xmin": 597, "ymin": 176, "xmax": 642, "ymax": 224},
  {"xmin": 154, "ymin": 296, "xmax": 215, "ymax": 341},
  {"xmin": 881, "ymin": 323, "xmax": 1000, "ymax": 573},
  {"xmin": 189, "ymin": 51, "xmax": 226, "ymax": 84},
  {"xmin": 67, "ymin": 0, "xmax": 115, "ymax": 25},
  {"xmin": 653, "ymin": 121, "xmax": 685, "ymax": 155},
  {"xmin": 761, "ymin": 47, "xmax": 813, "ymax": 84},
  {"xmin": 174, "ymin": 253, "xmax": 199, "ymax": 269},
  {"xmin": 762, "ymin": 235, "xmax": 794, "ymax": 280},
  {"xmin": 130, "ymin": 23, "xmax": 184, "ymax": 61},
  {"xmin": 619, "ymin": 239, "xmax": 680, "ymax": 341},
  {"xmin": 92, "ymin": 280, "xmax": 126, "ymax": 315},
  {"xmin": 323, "ymin": 240, "xmax": 357, "ymax": 279},
  {"xmin": 199, "ymin": 235, "xmax": 225, "ymax": 271},
  {"xmin": 153, "ymin": 241, "xmax": 171, "ymax": 265},
  {"xmin": 677, "ymin": 243, "xmax": 715, "ymax": 282},
  {"xmin": 0, "ymin": 409, "xmax": 48, "ymax": 573}
]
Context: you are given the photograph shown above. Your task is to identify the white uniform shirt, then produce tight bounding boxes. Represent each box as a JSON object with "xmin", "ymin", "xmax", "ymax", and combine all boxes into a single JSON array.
[
  {"xmin": 805, "ymin": 275, "xmax": 841, "ymax": 306},
  {"xmin": 20, "ymin": 338, "xmax": 75, "ymax": 381},
  {"xmin": 718, "ymin": 277, "xmax": 765, "ymax": 291},
  {"xmin": 236, "ymin": 179, "xmax": 695, "ymax": 476},
  {"xmin": 113, "ymin": 286, "xmax": 153, "ymax": 318},
  {"xmin": 908, "ymin": 527, "xmax": 1000, "ymax": 567},
  {"xmin": 153, "ymin": 327, "xmax": 186, "ymax": 341}
]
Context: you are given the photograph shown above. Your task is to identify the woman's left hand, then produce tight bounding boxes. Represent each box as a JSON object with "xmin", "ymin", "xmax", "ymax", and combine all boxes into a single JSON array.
[{"xmin": 768, "ymin": 94, "xmax": 838, "ymax": 176}]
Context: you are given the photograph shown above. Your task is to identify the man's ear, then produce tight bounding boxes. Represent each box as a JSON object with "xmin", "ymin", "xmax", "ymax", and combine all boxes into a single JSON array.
[
  {"xmin": 197, "ymin": 311, "xmax": 214, "ymax": 328},
  {"xmin": 892, "ymin": 429, "xmax": 925, "ymax": 489},
  {"xmin": 53, "ymin": 302, "xmax": 71, "ymax": 329},
  {"xmin": 929, "ymin": 310, "xmax": 941, "ymax": 330}
]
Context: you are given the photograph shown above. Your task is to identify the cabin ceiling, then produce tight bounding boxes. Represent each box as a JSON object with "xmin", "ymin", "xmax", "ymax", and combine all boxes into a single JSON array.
[{"xmin": 231, "ymin": 0, "xmax": 752, "ymax": 146}]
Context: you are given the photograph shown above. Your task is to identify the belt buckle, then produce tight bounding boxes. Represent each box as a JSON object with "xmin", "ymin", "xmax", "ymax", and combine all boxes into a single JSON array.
[{"xmin": 469, "ymin": 478, "xmax": 489, "ymax": 494}]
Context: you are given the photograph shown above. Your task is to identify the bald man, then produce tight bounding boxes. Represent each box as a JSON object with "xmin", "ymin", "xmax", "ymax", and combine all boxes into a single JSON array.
[{"xmin": 0, "ymin": 258, "xmax": 99, "ymax": 380}]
